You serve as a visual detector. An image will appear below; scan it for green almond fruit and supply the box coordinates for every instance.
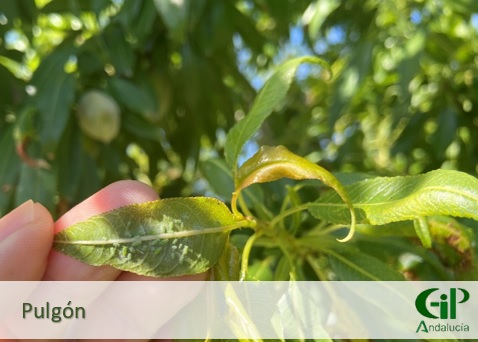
[77,90,120,143]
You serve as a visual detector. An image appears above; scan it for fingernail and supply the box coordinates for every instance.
[0,200,35,241]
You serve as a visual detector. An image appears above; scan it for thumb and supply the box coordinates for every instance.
[0,200,54,280]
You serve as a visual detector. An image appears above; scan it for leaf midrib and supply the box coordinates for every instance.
[315,186,478,209]
[55,221,248,246]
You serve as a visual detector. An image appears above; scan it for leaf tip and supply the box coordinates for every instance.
[336,228,354,242]
[336,207,356,243]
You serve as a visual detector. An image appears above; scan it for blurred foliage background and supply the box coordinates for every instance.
[1,0,478,222]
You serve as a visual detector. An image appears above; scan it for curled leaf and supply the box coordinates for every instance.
[234,145,356,241]
[309,169,478,228]
[53,197,238,277]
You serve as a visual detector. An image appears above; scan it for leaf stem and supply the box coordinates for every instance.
[270,203,310,228]
[240,232,260,280]
[238,193,253,218]
[54,220,253,246]
[305,254,327,281]
[231,191,244,220]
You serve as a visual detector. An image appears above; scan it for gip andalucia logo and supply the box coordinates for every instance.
[415,287,470,333]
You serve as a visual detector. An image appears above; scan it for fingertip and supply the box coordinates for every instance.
[55,180,159,233]
[0,202,54,280]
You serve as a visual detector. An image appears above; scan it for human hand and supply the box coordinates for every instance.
[1,181,206,341]
[0,180,207,281]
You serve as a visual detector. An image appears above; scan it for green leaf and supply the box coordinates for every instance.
[271,282,332,341]
[234,145,356,241]
[329,252,405,281]
[309,169,478,226]
[154,0,188,42]
[247,255,275,280]
[303,0,340,40]
[103,24,135,75]
[53,197,238,277]
[32,50,76,151]
[356,221,417,238]
[199,158,234,200]
[356,216,474,257]
[209,242,240,281]
[200,158,267,216]
[108,77,156,120]
[274,255,291,281]
[353,235,452,280]
[413,217,432,249]
[426,216,474,253]
[0,126,21,215]
[430,107,457,158]
[224,56,330,175]
[15,164,56,213]
[13,106,36,142]
[76,154,102,202]
[40,0,93,14]
[122,112,163,141]
[131,0,158,43]
[55,119,84,204]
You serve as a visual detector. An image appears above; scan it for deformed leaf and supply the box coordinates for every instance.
[235,145,356,241]
[53,197,236,277]
[309,169,478,226]
[426,216,473,253]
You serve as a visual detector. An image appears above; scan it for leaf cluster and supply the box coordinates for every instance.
[1,0,478,295]
[55,58,478,286]
[0,0,311,214]
[2,2,478,339]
